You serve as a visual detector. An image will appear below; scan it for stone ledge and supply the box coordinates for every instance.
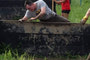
[0,20,90,56]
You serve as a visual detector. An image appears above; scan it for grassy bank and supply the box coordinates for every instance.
[56,0,90,23]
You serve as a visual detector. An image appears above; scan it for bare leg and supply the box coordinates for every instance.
[80,8,90,25]
[62,13,69,19]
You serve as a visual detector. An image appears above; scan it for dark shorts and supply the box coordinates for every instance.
[40,14,70,22]
[62,10,70,14]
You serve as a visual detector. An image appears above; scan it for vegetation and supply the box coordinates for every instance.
[0,50,35,60]
[56,0,90,23]
[0,50,88,60]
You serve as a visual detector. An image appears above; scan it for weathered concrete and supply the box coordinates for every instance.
[0,20,90,56]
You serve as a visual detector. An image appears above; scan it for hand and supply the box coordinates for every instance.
[30,17,36,20]
[18,19,25,22]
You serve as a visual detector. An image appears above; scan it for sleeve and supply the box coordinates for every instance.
[24,10,31,19]
[39,0,46,8]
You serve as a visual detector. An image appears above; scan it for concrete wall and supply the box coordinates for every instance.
[0,0,24,19]
[0,20,90,56]
[0,0,38,20]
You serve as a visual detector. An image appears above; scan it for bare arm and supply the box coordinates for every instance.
[22,16,28,21]
[18,16,28,22]
[54,0,66,4]
[30,7,46,20]
[85,8,90,18]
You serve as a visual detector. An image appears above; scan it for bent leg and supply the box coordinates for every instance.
[40,15,70,22]
[53,14,70,22]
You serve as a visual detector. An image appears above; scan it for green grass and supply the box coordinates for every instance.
[0,50,35,60]
[56,0,90,23]
[0,50,88,60]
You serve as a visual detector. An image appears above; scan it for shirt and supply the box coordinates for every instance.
[25,0,56,20]
[61,0,70,10]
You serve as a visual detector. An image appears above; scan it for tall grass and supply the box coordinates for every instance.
[56,0,90,23]
[0,50,87,60]
[0,50,34,60]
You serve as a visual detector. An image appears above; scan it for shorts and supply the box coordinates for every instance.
[40,14,69,22]
[62,10,70,14]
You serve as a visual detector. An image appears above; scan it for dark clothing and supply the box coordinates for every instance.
[70,0,71,4]
[32,0,37,2]
[40,14,70,22]
[62,10,70,14]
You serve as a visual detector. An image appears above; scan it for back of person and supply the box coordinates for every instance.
[61,0,70,10]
